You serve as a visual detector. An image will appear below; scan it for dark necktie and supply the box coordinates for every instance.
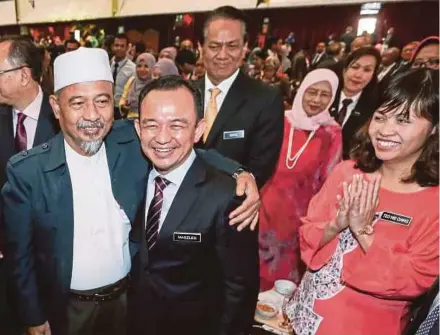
[337,98,353,126]
[15,112,27,152]
[113,61,119,82]
[416,305,439,335]
[145,176,171,250]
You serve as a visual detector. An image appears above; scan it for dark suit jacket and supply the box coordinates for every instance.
[1,119,242,334]
[317,57,339,69]
[0,93,59,191]
[128,156,259,335]
[330,87,379,159]
[1,121,148,334]
[194,71,284,188]
[310,52,329,70]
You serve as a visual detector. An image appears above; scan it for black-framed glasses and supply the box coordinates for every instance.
[0,65,30,76]
[411,58,440,69]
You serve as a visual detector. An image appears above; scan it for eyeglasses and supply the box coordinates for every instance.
[412,58,440,69]
[0,65,30,76]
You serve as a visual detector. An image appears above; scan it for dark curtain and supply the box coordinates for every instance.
[1,1,437,51]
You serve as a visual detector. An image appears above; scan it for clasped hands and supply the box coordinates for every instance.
[334,173,381,236]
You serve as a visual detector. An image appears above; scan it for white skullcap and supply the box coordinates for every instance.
[53,47,113,92]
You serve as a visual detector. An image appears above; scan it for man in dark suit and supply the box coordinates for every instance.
[309,42,328,70]
[194,6,284,189]
[317,42,343,69]
[129,75,259,335]
[2,48,260,335]
[0,36,59,334]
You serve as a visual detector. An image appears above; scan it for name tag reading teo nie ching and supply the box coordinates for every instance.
[380,211,413,226]
[173,232,201,243]
[223,130,245,140]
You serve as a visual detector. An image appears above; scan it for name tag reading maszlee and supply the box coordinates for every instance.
[380,211,413,226]
[173,232,201,242]
[223,130,245,140]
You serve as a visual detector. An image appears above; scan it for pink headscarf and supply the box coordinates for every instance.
[285,68,339,131]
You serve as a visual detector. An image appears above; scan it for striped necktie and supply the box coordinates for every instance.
[145,176,171,250]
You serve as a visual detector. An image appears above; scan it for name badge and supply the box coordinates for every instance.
[173,232,201,243]
[380,211,413,226]
[223,130,245,140]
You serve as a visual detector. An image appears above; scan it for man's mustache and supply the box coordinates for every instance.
[77,119,105,129]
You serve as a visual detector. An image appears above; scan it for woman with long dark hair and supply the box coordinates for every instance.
[329,46,381,159]
[287,69,439,335]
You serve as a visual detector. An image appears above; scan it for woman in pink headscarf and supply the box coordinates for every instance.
[259,69,342,290]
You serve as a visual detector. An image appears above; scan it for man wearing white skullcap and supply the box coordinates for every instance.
[1,47,261,335]
[1,47,147,335]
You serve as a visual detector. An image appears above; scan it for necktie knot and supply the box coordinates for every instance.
[342,98,353,108]
[17,112,27,125]
[209,88,222,101]
[154,176,171,192]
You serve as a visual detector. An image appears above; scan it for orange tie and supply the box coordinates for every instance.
[203,88,222,143]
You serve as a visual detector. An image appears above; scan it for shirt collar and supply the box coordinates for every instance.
[114,57,128,67]
[64,139,106,165]
[150,149,196,188]
[14,86,43,120]
[205,69,240,97]
[341,89,362,105]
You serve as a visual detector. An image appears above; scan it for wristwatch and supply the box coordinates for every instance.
[355,225,374,236]
[232,167,255,180]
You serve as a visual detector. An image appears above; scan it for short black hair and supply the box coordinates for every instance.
[64,38,80,49]
[351,69,439,187]
[138,75,203,121]
[175,49,197,66]
[0,36,42,82]
[114,33,129,44]
[203,6,248,43]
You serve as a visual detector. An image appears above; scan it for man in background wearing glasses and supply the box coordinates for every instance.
[0,36,59,334]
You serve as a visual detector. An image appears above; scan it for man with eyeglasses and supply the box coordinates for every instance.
[193,6,284,190]
[411,36,439,70]
[0,36,59,334]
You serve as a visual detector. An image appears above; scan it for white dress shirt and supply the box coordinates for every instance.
[378,62,397,82]
[145,150,196,231]
[13,86,43,149]
[65,141,131,290]
[339,90,362,128]
[204,69,240,116]
[111,57,136,107]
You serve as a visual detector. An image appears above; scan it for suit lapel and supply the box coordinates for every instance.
[0,105,15,163]
[34,94,56,146]
[157,157,207,241]
[204,72,248,147]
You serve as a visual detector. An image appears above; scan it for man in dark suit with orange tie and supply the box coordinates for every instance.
[194,6,284,189]
[129,75,259,335]
[0,36,58,333]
